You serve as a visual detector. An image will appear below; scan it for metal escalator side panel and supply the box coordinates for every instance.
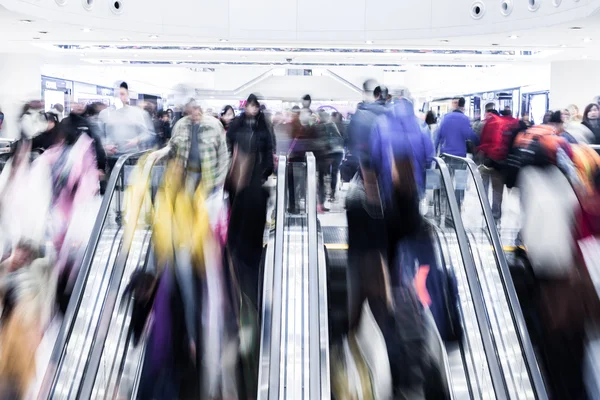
[433,157,509,400]
[316,231,331,400]
[41,151,148,400]
[258,155,287,400]
[442,154,547,400]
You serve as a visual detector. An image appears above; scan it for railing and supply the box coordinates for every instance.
[443,154,548,400]
[38,150,148,399]
[434,157,509,399]
[258,155,287,400]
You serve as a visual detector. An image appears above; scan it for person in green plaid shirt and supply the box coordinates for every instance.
[168,101,230,192]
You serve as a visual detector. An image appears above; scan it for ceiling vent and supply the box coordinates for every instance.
[82,0,94,10]
[110,0,123,14]
[528,0,541,11]
[471,1,486,19]
[500,0,513,15]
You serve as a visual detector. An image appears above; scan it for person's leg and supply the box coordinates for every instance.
[318,160,326,206]
[330,152,343,199]
[287,163,296,212]
[491,169,504,222]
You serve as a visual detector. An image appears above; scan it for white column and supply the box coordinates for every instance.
[0,54,43,139]
[550,61,600,112]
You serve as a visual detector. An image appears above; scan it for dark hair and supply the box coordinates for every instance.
[166,108,173,115]
[549,110,563,124]
[45,112,59,125]
[457,97,466,108]
[302,94,312,102]
[484,102,496,112]
[53,103,64,113]
[500,109,512,117]
[425,110,437,125]
[291,105,301,113]
[583,103,600,124]
[374,85,389,99]
[362,79,377,93]
[246,94,260,108]
[221,105,235,117]
[120,81,129,91]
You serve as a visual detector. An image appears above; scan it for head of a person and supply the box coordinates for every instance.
[44,112,59,131]
[291,105,301,121]
[425,110,437,125]
[374,85,389,101]
[542,110,553,124]
[187,100,202,123]
[9,239,41,272]
[119,81,129,105]
[53,103,64,114]
[584,103,600,122]
[485,102,498,118]
[245,94,260,117]
[331,111,342,123]
[302,94,312,109]
[457,97,466,110]
[220,105,235,125]
[362,79,378,102]
[167,108,173,118]
[158,111,169,121]
[568,104,580,118]
[549,110,564,131]
[318,110,331,123]
[521,112,530,122]
[451,97,460,110]
[70,100,86,116]
[560,108,571,123]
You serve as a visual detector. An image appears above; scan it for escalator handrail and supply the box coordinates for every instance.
[258,154,287,400]
[306,152,325,399]
[77,151,167,399]
[433,157,509,400]
[39,150,148,400]
[442,154,548,400]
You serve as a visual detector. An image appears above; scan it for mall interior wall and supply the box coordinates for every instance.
[550,61,600,112]
[0,55,42,139]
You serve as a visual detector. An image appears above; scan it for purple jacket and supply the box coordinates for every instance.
[371,99,434,203]
[434,110,478,157]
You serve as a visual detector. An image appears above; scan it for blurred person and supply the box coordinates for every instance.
[501,106,518,125]
[0,109,3,131]
[166,108,174,126]
[582,103,600,144]
[30,112,60,151]
[520,111,532,128]
[51,103,64,122]
[156,111,172,148]
[300,94,315,126]
[560,107,593,144]
[543,110,553,124]
[425,110,437,140]
[219,105,235,131]
[315,111,344,207]
[478,102,515,224]
[549,111,579,144]
[20,100,47,140]
[99,81,155,161]
[434,97,478,208]
[331,111,346,144]
[169,99,229,194]
[569,104,583,123]
[374,85,389,107]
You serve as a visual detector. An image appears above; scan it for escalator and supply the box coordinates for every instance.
[37,151,149,400]
[323,158,513,399]
[441,154,548,400]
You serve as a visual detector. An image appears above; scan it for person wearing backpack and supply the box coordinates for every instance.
[477,103,516,224]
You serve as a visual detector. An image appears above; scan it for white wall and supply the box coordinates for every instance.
[0,54,42,138]
[550,61,600,111]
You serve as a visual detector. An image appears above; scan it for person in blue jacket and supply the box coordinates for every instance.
[434,97,478,208]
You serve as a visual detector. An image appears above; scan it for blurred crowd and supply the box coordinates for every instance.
[0,76,599,399]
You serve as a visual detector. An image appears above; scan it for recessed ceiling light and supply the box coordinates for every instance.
[560,44,567,48]
[120,37,129,41]
[38,31,48,34]
[220,39,228,42]
[210,96,215,99]
[220,62,226,65]
[582,55,589,59]
[366,40,373,44]
[32,37,41,40]
[584,37,592,42]
[241,55,247,59]
[368,64,374,67]
[384,49,391,53]
[188,54,193,58]
[149,34,159,39]
[82,28,91,32]
[20,19,33,24]
[440,39,449,43]
[401,56,408,60]
[347,56,355,60]
[569,26,583,30]
[509,35,518,39]
[133,54,139,57]
[491,43,500,46]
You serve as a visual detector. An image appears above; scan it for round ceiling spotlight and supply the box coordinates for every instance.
[471,1,486,19]
[500,0,513,16]
[55,0,67,5]
[82,0,94,10]
[528,0,541,11]
[110,0,123,14]
[553,0,562,5]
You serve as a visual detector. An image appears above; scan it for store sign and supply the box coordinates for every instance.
[97,87,114,97]
[45,81,57,90]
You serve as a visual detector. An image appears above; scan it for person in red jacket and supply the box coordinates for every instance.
[478,104,517,224]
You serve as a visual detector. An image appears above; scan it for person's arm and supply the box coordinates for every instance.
[214,124,230,189]
[87,128,107,172]
[433,122,444,155]
[423,130,435,167]
[464,118,479,146]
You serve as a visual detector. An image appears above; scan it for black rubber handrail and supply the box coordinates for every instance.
[77,152,163,399]
[442,154,548,400]
[434,157,509,400]
[39,150,148,399]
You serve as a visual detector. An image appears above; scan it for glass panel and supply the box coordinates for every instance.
[443,157,535,400]
[425,164,495,399]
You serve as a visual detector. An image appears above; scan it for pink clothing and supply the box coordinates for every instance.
[37,134,99,251]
